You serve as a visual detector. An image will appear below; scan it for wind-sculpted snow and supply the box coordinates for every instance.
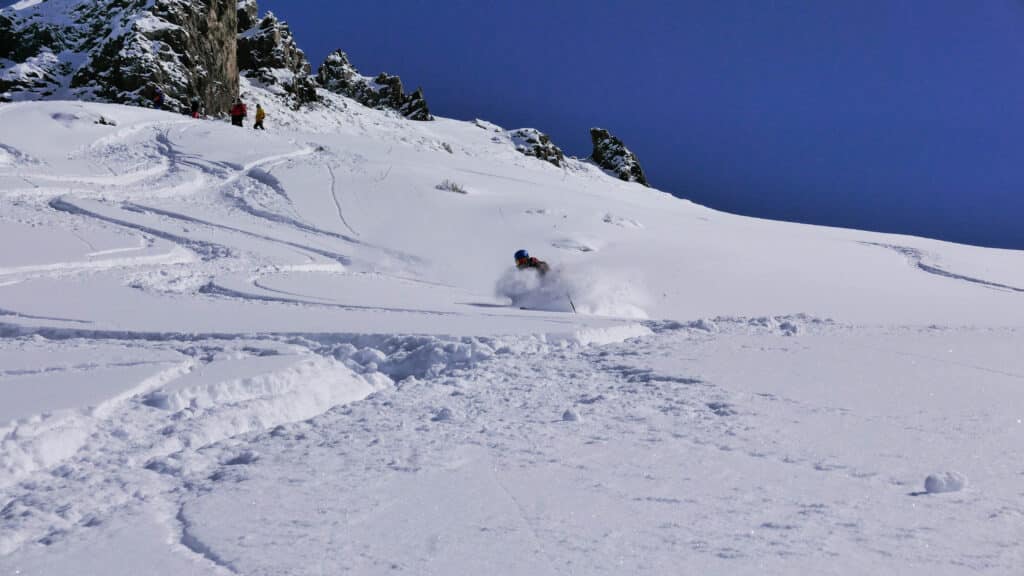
[2,97,1024,574]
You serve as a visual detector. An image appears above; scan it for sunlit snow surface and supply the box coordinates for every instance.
[1,92,1023,575]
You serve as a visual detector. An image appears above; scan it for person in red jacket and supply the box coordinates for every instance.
[230,99,247,127]
[514,249,549,275]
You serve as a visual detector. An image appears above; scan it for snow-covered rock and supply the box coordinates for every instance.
[236,9,317,105]
[509,127,565,167]
[590,127,649,186]
[317,49,433,121]
[236,0,258,31]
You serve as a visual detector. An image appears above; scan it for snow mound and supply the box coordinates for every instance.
[495,266,648,318]
[924,471,967,494]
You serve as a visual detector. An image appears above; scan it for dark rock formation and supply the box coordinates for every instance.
[1,0,239,114]
[236,0,259,32]
[317,50,433,121]
[590,127,648,186]
[236,9,317,104]
[509,128,565,167]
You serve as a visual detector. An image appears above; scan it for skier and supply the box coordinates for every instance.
[152,87,164,110]
[253,104,266,130]
[230,99,247,127]
[514,249,549,275]
[190,97,201,118]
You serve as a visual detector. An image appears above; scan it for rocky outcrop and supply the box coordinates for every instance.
[317,50,433,121]
[590,128,648,186]
[236,9,317,104]
[1,0,239,114]
[508,128,565,167]
[236,0,259,32]
[2,1,442,120]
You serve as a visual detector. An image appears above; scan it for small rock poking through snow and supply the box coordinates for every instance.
[562,409,581,422]
[924,472,966,494]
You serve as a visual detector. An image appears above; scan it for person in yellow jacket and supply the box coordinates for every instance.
[254,104,266,130]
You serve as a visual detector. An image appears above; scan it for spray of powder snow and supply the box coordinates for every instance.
[495,265,648,318]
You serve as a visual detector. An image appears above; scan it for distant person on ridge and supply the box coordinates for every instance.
[230,99,247,127]
[514,249,549,275]
[254,104,266,130]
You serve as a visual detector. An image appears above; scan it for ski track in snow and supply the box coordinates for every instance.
[325,163,360,238]
[5,118,429,323]
[864,242,1024,294]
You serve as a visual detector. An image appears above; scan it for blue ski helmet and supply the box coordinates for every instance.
[514,249,529,262]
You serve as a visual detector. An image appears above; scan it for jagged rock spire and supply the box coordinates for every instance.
[590,128,648,186]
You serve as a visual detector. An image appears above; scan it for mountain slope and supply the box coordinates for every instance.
[1,90,1023,574]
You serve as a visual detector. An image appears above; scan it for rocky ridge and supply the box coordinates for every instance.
[0,0,429,118]
[1,1,651,183]
[317,49,432,121]
[236,7,317,105]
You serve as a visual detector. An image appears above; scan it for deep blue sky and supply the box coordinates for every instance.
[9,0,1023,248]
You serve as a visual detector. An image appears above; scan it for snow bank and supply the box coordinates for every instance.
[143,356,389,450]
[495,266,648,318]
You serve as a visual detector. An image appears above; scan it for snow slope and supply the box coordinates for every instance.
[1,89,1023,574]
